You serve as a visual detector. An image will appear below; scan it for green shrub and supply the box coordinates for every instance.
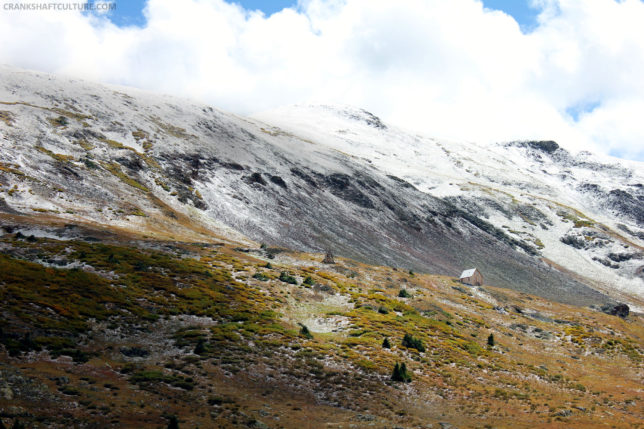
[50,348,91,363]
[129,371,195,391]
[10,420,26,429]
[207,397,223,406]
[253,272,269,281]
[299,323,313,339]
[279,271,297,285]
[49,115,69,127]
[83,158,98,169]
[59,386,81,396]
[303,276,314,286]
[402,333,425,352]
[398,289,412,298]
[0,331,41,357]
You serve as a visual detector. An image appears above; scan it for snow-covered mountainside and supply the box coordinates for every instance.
[255,105,644,305]
[1,66,642,309]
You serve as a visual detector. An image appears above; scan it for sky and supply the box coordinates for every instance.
[0,0,643,161]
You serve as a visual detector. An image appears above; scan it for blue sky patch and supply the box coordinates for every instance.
[107,0,146,26]
[481,0,541,32]
[233,0,296,15]
[107,1,541,31]
[108,0,297,27]
[566,101,601,122]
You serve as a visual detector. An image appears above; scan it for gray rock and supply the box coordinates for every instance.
[601,303,629,318]
[356,414,376,421]
[250,420,270,429]
[1,385,13,400]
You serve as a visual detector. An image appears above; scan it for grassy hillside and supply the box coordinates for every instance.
[0,216,642,428]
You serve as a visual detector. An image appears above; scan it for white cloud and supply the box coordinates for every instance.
[0,0,643,160]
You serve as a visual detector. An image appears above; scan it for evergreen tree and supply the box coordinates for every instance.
[401,363,410,382]
[391,362,400,380]
[382,337,391,349]
[391,362,411,382]
[402,333,425,352]
[299,323,313,339]
[398,289,412,298]
[487,333,495,347]
[167,415,179,429]
[194,338,207,355]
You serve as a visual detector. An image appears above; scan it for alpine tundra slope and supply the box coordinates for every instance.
[0,65,642,310]
[0,65,643,429]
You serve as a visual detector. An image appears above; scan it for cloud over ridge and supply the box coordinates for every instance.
[1,0,643,160]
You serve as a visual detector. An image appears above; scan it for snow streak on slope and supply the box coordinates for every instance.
[254,105,644,305]
[0,66,641,310]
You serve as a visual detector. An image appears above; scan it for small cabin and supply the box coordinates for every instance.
[459,268,483,286]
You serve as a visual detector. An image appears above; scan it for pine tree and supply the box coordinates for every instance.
[402,333,425,352]
[398,289,412,298]
[299,323,313,339]
[194,338,207,355]
[391,362,401,381]
[382,337,391,349]
[400,363,410,382]
[167,415,179,429]
[391,362,411,382]
[487,333,495,347]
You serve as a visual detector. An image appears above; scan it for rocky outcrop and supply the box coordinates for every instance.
[601,303,630,318]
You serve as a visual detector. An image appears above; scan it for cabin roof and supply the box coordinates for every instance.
[459,268,477,279]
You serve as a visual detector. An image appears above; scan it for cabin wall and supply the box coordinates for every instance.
[461,271,484,286]
[473,271,483,286]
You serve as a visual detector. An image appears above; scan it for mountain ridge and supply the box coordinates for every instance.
[0,66,642,311]
[0,66,643,429]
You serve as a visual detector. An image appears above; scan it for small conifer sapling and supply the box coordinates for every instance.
[487,333,495,347]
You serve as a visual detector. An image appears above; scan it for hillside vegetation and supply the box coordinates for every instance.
[0,215,642,428]
[0,66,642,428]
